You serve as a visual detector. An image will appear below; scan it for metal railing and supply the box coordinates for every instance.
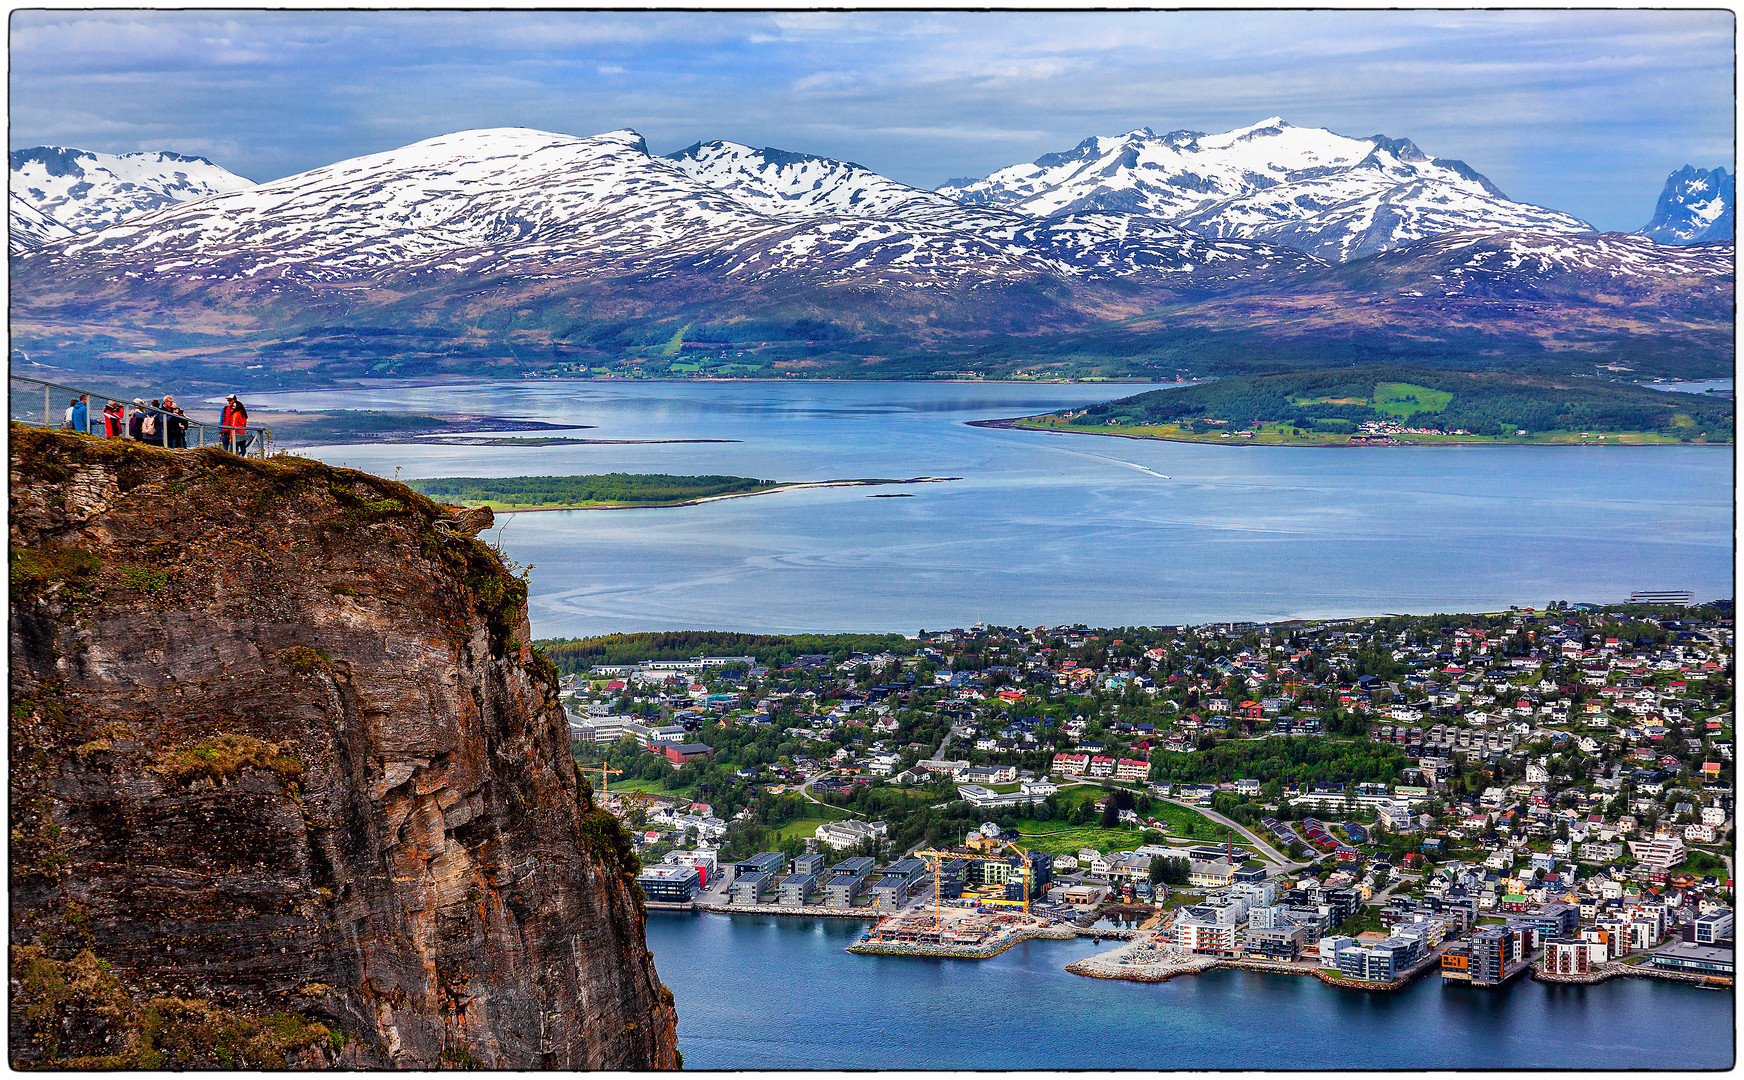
[9,373,273,456]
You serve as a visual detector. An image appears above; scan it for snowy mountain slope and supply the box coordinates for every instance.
[10,146,256,233]
[665,140,969,222]
[11,125,1729,384]
[20,127,1322,295]
[939,118,1593,260]
[9,192,73,255]
[1639,166,1733,245]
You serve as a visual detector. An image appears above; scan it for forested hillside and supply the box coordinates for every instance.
[1045,366,1733,442]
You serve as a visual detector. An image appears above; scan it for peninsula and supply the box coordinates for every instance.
[982,366,1734,446]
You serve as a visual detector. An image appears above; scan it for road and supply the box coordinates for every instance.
[1155,796,1301,869]
[796,769,835,805]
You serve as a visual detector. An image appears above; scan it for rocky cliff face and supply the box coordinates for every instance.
[8,427,679,1069]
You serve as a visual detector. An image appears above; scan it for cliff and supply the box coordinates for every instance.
[8,426,680,1069]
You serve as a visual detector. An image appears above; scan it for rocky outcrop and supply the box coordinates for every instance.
[8,427,679,1069]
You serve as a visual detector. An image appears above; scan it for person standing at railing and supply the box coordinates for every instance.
[102,400,125,437]
[129,399,148,441]
[144,399,166,445]
[221,394,250,454]
[66,395,88,434]
[162,395,189,448]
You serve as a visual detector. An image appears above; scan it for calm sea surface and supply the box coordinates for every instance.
[647,912,1732,1070]
[253,379,1734,1065]
[255,380,1735,637]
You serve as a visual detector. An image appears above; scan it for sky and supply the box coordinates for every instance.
[8,9,1735,231]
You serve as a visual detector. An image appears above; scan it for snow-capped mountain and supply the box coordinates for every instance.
[665,140,968,222]
[9,191,73,255]
[22,127,1320,293]
[10,146,256,233]
[11,125,1728,385]
[939,118,1594,261]
[1639,166,1733,245]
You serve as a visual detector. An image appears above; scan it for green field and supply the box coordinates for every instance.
[1010,824,1146,856]
[1150,802,1253,847]
[605,776,695,799]
[770,806,854,843]
[1372,381,1453,419]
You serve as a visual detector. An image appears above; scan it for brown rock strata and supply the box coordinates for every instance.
[9,426,679,1069]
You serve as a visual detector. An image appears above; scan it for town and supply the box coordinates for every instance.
[550,598,1733,990]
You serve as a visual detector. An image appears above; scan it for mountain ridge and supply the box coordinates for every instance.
[937,117,1594,261]
[10,145,255,234]
[8,125,1733,386]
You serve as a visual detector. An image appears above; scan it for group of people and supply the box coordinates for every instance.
[62,392,251,453]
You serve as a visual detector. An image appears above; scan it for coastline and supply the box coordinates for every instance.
[966,416,1732,448]
[445,476,961,512]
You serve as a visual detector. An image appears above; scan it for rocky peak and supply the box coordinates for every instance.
[1640,165,1734,245]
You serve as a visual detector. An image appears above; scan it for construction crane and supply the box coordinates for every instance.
[911,848,960,929]
[999,839,1035,916]
[576,761,623,799]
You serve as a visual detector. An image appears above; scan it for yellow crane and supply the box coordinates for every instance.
[911,848,961,929]
[576,761,623,799]
[999,839,1035,916]
[914,840,1037,920]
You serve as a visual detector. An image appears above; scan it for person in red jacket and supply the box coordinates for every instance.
[220,394,249,454]
[102,399,125,437]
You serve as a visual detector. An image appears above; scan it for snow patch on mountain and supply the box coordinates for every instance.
[938,118,1593,261]
[24,126,1324,294]
[664,140,963,221]
[9,192,74,255]
[1639,166,1733,245]
[10,146,256,233]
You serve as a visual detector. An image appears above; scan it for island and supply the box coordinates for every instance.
[407,473,958,510]
[976,366,1734,446]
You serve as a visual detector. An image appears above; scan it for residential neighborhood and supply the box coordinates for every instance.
[551,600,1733,990]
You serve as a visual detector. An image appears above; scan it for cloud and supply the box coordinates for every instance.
[7,9,1732,230]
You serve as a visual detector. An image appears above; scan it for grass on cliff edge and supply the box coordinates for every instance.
[11,946,336,1069]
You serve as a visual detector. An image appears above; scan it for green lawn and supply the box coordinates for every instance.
[1151,803,1254,848]
[608,777,695,799]
[1009,823,1146,856]
[770,808,853,844]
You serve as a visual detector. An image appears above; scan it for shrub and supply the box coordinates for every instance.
[150,734,304,789]
[117,565,168,591]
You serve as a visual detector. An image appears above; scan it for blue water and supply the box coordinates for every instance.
[253,380,1735,636]
[1644,378,1735,395]
[647,912,1733,1069]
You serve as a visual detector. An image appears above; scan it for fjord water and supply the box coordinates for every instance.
[268,380,1734,636]
[648,913,1732,1069]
